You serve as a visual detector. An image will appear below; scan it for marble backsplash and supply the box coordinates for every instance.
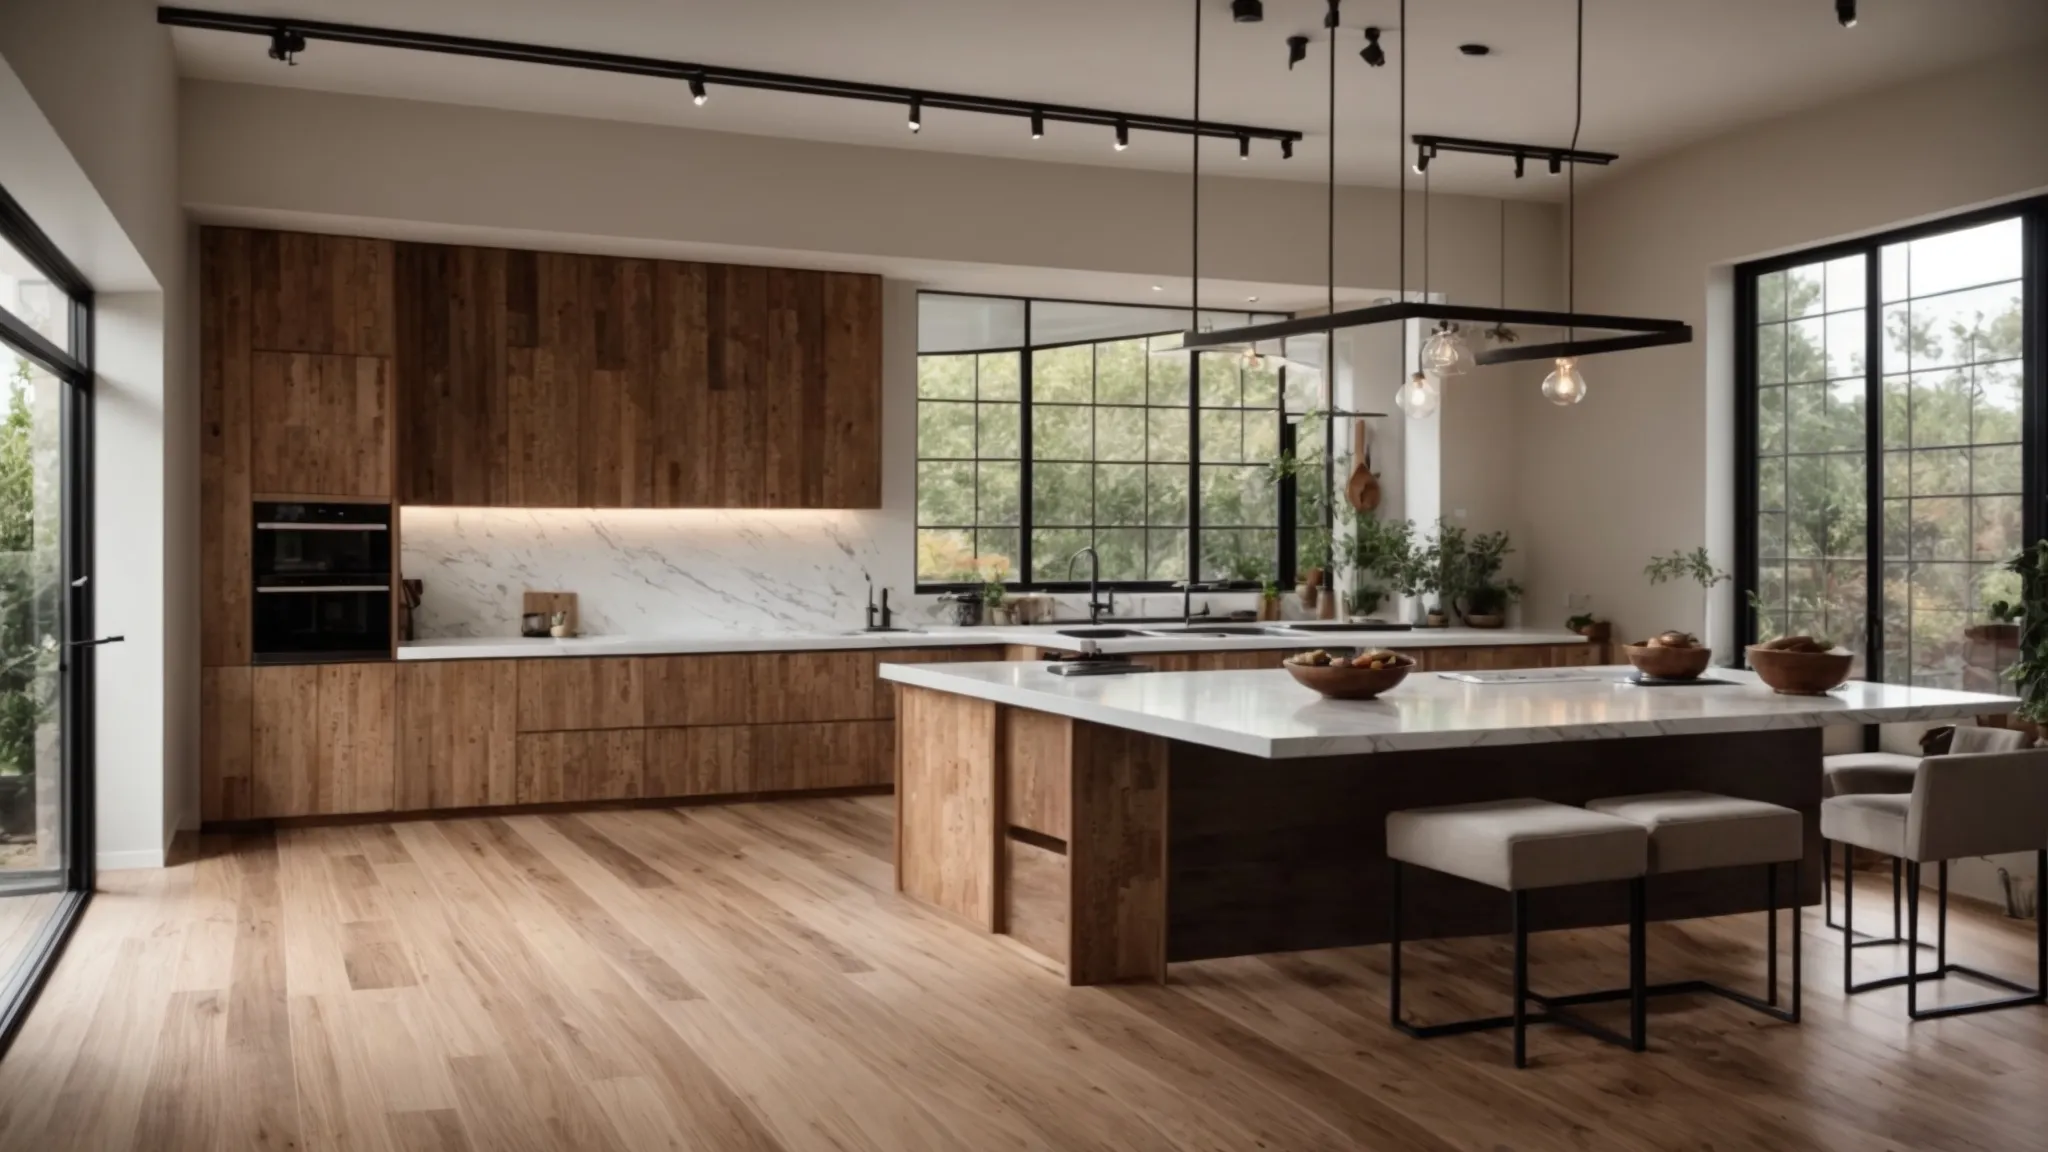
[399,507,911,637]
[398,506,1262,638]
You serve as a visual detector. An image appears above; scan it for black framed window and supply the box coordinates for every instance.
[1738,197,2044,689]
[915,293,1293,591]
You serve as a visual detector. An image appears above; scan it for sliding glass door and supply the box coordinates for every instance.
[0,186,93,1053]
[1739,200,2043,689]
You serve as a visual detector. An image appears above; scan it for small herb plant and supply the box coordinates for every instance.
[1648,546,1730,643]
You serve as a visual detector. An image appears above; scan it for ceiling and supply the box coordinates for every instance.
[171,0,2048,199]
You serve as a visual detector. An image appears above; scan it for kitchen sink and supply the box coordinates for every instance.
[1056,627,1149,639]
[1279,621,1415,632]
[1137,625,1285,637]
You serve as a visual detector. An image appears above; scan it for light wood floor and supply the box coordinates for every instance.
[2,796,2045,1151]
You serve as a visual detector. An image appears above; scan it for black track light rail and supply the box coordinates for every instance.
[156,6,1307,150]
[1181,300,1691,366]
[1412,134,1618,170]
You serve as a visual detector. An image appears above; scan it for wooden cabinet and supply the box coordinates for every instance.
[516,730,646,804]
[515,657,644,731]
[396,660,519,810]
[644,720,892,798]
[396,243,882,509]
[250,352,393,497]
[201,229,255,667]
[249,230,394,358]
[248,663,396,817]
[200,666,254,822]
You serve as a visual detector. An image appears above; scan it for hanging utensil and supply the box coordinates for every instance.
[1345,419,1381,512]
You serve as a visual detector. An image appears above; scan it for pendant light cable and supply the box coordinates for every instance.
[1498,199,1508,307]
[1397,0,1406,373]
[1326,0,1336,335]
[1566,0,1583,341]
[1191,0,1200,330]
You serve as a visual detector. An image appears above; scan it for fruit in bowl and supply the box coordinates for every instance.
[1624,631,1714,680]
[1746,635,1853,695]
[1284,648,1414,699]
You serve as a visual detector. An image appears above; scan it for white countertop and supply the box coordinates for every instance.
[876,661,2019,759]
[396,624,1589,661]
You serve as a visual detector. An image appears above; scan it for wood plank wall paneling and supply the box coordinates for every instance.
[394,240,882,509]
[200,229,254,666]
[249,352,393,498]
[1066,720,1169,985]
[894,686,1000,929]
[395,660,520,810]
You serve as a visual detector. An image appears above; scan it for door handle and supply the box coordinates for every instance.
[68,636,125,648]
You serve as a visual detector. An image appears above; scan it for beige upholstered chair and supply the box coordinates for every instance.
[1386,799,1649,1068]
[1822,747,2048,1019]
[1582,791,1804,1024]
[1823,724,2028,941]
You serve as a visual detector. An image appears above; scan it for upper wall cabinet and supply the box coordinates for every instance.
[395,243,882,509]
[249,231,395,359]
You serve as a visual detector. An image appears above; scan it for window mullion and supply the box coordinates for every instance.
[1864,244,1885,681]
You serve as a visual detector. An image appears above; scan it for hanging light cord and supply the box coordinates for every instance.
[1326,0,1336,332]
[1422,165,1430,303]
[1191,0,1200,329]
[1498,199,1507,307]
[1397,0,1406,373]
[1566,0,1583,341]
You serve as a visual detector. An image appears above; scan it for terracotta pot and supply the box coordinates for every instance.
[1745,645,1852,695]
[1284,656,1413,700]
[1624,641,1714,680]
[1297,583,1319,610]
[1424,612,1449,628]
[1464,614,1504,629]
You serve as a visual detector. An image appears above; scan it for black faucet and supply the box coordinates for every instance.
[864,579,895,631]
[1175,581,1218,625]
[1067,547,1113,624]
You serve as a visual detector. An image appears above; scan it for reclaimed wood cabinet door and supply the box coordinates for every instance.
[249,231,394,358]
[643,720,891,798]
[514,657,644,731]
[250,352,393,497]
[200,666,254,822]
[396,660,519,810]
[250,663,396,817]
[516,730,646,804]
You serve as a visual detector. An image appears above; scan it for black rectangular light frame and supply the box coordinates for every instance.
[1181,301,1692,366]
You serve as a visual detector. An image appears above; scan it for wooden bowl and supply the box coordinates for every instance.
[1624,642,1714,680]
[1284,656,1413,700]
[1746,645,1853,695]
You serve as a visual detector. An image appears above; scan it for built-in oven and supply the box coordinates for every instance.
[251,501,393,663]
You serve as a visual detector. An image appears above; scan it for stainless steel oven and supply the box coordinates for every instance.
[251,502,393,663]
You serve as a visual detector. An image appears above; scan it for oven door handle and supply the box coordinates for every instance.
[255,522,388,531]
[255,585,392,594]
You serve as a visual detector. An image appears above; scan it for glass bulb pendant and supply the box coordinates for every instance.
[1394,371,1441,419]
[1420,322,1472,376]
[1541,357,1588,406]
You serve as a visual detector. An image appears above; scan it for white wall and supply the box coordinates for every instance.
[0,0,188,869]
[1516,44,2048,903]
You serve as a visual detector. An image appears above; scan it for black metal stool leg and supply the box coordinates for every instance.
[1629,876,1647,1050]
[1791,857,1803,1022]
[1766,862,1779,1007]
[1907,861,1920,1017]
[1512,890,1528,1069]
[1388,861,1402,1028]
[1937,860,1948,972]
[1842,844,1853,993]
[1892,858,1903,940]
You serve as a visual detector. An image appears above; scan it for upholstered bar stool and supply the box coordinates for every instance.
[1823,725,2026,945]
[1573,792,1804,1024]
[1386,799,1649,1068]
[1823,747,2048,1019]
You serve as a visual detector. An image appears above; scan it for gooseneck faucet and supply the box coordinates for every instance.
[864,578,894,632]
[1067,547,1113,624]
[1175,581,1217,625]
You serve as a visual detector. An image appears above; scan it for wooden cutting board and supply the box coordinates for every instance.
[1345,420,1381,512]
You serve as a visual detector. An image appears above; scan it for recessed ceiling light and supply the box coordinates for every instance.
[1246,295,1260,303]
[1151,285,1163,292]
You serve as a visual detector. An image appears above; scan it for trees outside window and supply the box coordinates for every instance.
[1742,208,2038,689]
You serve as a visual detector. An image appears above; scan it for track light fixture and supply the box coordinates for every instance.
[1030,109,1044,138]
[1412,144,1432,175]
[907,94,921,133]
[689,75,707,105]
[1286,35,1309,70]
[1513,153,1525,178]
[1114,119,1130,151]
[1238,134,1250,159]
[1281,137,1293,159]
[1836,0,1857,28]
[1548,153,1562,176]
[1360,26,1385,67]
[1324,0,1342,30]
[1231,0,1264,22]
[267,26,306,65]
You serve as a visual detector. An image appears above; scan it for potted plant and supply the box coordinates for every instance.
[1339,511,1414,621]
[1458,529,1521,628]
[978,557,1012,624]
[1645,546,1730,652]
[1296,528,1331,610]
[1411,518,1469,627]
[1258,576,1283,621]
[1566,612,1611,642]
[1998,541,2048,743]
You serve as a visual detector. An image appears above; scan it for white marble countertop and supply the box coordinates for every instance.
[396,624,1589,661]
[876,661,2020,759]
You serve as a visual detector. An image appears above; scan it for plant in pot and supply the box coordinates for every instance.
[1645,546,1730,657]
[1565,610,1610,642]
[1999,541,2048,742]
[1295,528,1331,610]
[1258,575,1284,621]
[1411,518,1470,627]
[1274,446,1333,609]
[1339,511,1414,621]
[1457,529,1521,628]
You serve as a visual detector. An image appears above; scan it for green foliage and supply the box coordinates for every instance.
[0,356,54,781]
[1458,529,1523,616]
[1565,612,1603,632]
[1645,546,1730,591]
[2000,541,2048,725]
[1339,511,1416,596]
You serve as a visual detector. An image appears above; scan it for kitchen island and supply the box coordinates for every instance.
[879,660,2018,985]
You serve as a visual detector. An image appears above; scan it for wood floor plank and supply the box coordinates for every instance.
[11,799,2048,1152]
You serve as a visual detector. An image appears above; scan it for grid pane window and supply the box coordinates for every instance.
[916,351,1022,583]
[1745,212,2032,690]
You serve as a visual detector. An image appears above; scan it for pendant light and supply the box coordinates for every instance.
[1545,0,1590,407]
[1390,0,1441,420]
[1395,371,1441,418]
[1483,199,1519,346]
[1416,166,1473,376]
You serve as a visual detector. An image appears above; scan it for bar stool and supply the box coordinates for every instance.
[1823,747,2048,1019]
[1574,791,1804,1024]
[1823,725,2026,946]
[1386,798,1648,1068]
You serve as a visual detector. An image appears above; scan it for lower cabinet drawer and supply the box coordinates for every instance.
[645,720,892,798]
[516,730,646,804]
